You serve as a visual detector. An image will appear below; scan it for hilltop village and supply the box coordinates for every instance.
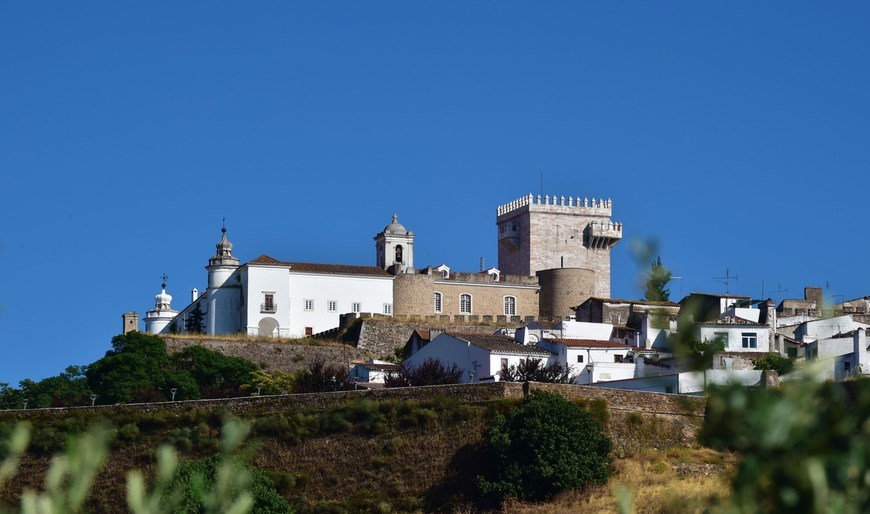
[128,193,870,393]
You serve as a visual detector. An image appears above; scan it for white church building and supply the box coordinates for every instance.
[141,217,412,338]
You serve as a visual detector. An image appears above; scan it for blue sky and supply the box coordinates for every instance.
[2,2,868,385]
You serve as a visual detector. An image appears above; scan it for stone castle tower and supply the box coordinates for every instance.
[496,194,622,300]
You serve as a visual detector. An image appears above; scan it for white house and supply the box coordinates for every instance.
[804,328,870,381]
[592,369,766,395]
[403,332,554,383]
[697,316,770,353]
[349,360,403,385]
[536,338,634,384]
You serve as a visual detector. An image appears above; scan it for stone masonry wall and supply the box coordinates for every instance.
[163,337,368,372]
[4,382,705,451]
[355,319,520,359]
[393,273,539,319]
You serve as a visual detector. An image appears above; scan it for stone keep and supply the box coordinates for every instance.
[496,194,622,298]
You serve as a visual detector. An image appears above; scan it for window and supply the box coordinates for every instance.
[504,296,516,316]
[577,355,584,363]
[442,269,449,278]
[460,294,472,314]
[500,358,508,370]
[433,292,442,313]
[713,332,728,347]
[261,293,276,313]
[395,245,403,263]
[304,299,314,311]
[614,355,624,363]
[741,332,758,349]
[305,327,313,336]
[328,300,337,312]
[665,386,674,394]
[352,302,361,313]
[787,347,797,358]
[845,361,852,373]
[383,303,392,315]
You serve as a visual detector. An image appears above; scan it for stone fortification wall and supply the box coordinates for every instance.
[163,337,368,372]
[537,267,596,318]
[4,381,705,451]
[354,319,519,358]
[527,382,706,450]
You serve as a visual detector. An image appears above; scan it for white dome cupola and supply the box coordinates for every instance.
[144,274,179,334]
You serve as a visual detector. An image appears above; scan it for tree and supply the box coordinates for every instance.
[384,358,463,387]
[476,391,612,502]
[170,346,256,398]
[644,256,672,302]
[86,332,257,403]
[499,359,572,383]
[184,303,205,334]
[752,353,794,376]
[293,358,349,393]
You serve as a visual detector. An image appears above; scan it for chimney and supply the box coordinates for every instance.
[191,288,199,302]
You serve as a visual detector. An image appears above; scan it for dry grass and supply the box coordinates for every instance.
[161,333,346,347]
[500,447,737,514]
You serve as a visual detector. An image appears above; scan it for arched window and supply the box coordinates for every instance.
[395,245,403,263]
[434,292,442,313]
[460,294,472,314]
[504,296,516,316]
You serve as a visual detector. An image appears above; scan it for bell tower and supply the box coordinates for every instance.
[374,214,415,274]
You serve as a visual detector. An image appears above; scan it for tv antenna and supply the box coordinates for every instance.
[761,281,788,300]
[714,268,738,294]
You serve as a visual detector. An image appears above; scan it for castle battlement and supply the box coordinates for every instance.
[496,193,613,218]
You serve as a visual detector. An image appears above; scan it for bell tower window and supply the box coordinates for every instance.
[395,245,403,263]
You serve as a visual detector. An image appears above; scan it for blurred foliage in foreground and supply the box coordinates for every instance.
[0,419,291,514]
[702,372,870,514]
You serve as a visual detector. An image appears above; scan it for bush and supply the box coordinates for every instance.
[384,358,463,387]
[476,391,612,502]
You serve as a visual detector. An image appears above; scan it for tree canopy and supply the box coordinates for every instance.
[476,391,612,502]
[644,256,672,302]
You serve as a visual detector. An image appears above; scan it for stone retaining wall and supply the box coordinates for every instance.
[163,337,368,372]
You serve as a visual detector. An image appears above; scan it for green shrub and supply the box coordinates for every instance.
[476,391,612,502]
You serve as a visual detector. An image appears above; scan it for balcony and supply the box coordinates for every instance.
[261,303,277,314]
[585,221,623,249]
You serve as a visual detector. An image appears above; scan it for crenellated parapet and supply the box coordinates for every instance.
[586,220,623,249]
[496,193,613,217]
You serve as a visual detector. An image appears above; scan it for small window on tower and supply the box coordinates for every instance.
[395,245,403,263]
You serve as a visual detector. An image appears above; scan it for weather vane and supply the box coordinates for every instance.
[161,273,168,289]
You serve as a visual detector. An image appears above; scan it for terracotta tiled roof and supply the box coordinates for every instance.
[581,297,680,307]
[245,255,391,277]
[287,262,392,277]
[446,332,553,357]
[548,338,631,349]
[412,328,431,341]
[247,254,288,266]
[698,315,766,326]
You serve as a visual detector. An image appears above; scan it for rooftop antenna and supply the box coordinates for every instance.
[762,281,788,300]
[669,276,684,297]
[714,268,738,294]
[540,167,544,198]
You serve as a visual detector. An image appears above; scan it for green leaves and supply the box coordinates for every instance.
[476,391,612,502]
